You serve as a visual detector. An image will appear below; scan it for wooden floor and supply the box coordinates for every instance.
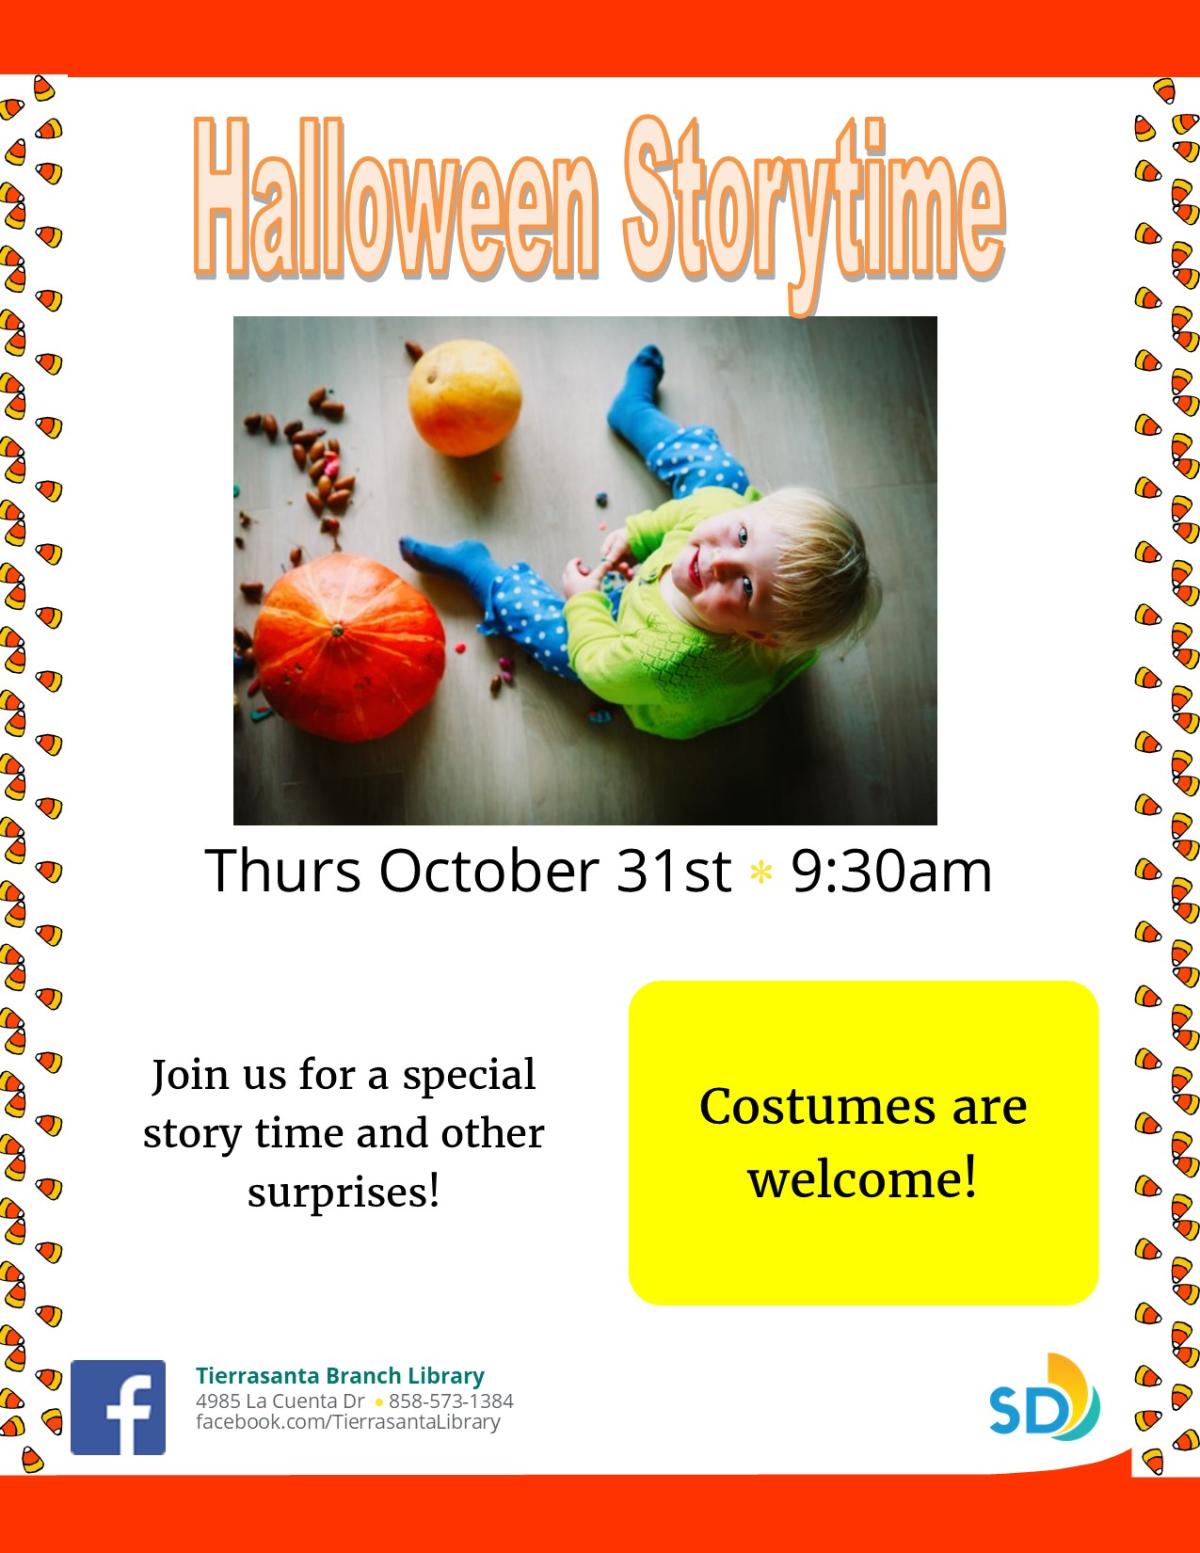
[233,316,936,825]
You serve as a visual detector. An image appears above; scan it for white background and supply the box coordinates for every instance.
[39,76,1158,1475]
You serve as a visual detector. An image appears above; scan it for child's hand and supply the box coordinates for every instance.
[601,527,633,566]
[562,557,606,597]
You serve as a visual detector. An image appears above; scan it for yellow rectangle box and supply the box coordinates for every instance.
[629,982,1098,1305]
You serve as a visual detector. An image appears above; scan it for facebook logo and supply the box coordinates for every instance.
[70,1361,166,1455]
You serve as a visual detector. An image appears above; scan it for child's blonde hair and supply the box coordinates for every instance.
[757,486,880,654]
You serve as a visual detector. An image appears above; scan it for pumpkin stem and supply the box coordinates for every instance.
[331,623,345,637]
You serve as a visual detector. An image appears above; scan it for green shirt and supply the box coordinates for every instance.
[564,486,816,740]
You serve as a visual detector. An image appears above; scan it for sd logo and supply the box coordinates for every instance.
[990,1353,1100,1441]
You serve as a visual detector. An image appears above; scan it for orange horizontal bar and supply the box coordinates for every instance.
[4,1455,1195,1550]
[4,5,1199,74]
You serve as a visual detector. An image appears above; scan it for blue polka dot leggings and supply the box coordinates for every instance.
[609,393,752,502]
[479,405,749,683]
[480,566,626,682]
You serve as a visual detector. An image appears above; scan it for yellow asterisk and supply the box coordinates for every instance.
[750,859,773,884]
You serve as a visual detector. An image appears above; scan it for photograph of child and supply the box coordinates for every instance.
[401,344,879,741]
[233,317,935,825]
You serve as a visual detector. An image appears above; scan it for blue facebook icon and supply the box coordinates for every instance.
[71,1361,166,1455]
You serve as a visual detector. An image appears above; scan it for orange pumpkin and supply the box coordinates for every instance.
[252,553,445,743]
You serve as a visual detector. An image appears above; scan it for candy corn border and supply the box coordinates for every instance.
[1132,73,1200,1477]
[0,54,1188,1516]
[0,62,1194,1504]
[0,72,66,1475]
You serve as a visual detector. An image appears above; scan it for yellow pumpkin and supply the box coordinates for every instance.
[407,339,521,457]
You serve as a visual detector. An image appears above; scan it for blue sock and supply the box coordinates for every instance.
[607,345,681,459]
[399,537,503,612]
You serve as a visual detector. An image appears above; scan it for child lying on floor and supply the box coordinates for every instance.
[401,345,879,740]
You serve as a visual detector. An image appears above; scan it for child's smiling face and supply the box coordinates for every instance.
[668,507,786,640]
